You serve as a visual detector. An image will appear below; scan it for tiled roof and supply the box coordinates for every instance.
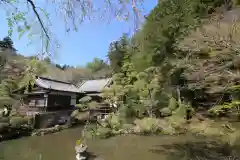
[78,78,112,92]
[36,77,82,93]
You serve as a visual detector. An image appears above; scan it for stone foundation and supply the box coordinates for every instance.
[34,110,74,128]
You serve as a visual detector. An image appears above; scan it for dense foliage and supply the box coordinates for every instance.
[0,37,16,52]
[101,0,240,120]
[108,34,129,73]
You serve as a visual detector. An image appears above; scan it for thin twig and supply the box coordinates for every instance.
[26,0,50,41]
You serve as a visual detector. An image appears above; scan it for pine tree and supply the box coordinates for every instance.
[108,33,129,73]
[0,36,16,51]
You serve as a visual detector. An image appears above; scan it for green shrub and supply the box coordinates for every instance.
[160,107,172,117]
[74,111,89,121]
[76,96,93,111]
[23,116,34,127]
[172,103,187,117]
[168,97,177,111]
[71,110,80,118]
[167,116,187,134]
[134,118,162,134]
[118,104,137,121]
[75,104,89,111]
[122,124,134,133]
[79,96,92,104]
[172,103,194,119]
[188,120,240,147]
[0,117,10,123]
[0,123,9,132]
[9,116,28,128]
[88,101,99,109]
[207,104,230,117]
[95,127,113,139]
[106,113,122,130]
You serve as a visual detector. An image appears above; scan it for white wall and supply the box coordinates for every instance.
[71,94,77,105]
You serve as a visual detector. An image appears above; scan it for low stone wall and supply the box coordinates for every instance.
[34,110,74,128]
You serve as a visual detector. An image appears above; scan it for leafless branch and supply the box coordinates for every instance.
[26,0,50,41]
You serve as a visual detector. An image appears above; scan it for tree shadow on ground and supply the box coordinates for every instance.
[149,140,240,160]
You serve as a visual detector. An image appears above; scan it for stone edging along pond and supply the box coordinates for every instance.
[31,124,71,136]
[0,124,73,142]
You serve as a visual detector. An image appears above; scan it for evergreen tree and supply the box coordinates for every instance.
[0,74,21,108]
[134,67,163,117]
[86,58,109,73]
[108,34,129,73]
[0,36,16,51]
[0,54,6,74]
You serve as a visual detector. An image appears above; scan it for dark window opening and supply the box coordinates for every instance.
[47,94,72,111]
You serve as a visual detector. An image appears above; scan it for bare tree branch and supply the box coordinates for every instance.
[26,0,50,41]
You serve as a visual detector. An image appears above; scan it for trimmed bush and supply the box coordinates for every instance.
[71,110,80,118]
[134,118,162,134]
[95,127,113,139]
[168,97,177,111]
[75,111,90,122]
[172,103,195,119]
[79,96,92,104]
[106,113,122,130]
[160,107,172,117]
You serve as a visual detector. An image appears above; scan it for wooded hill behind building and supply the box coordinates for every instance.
[1,0,240,123]
[0,36,112,109]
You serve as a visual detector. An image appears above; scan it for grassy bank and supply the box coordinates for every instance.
[82,112,240,159]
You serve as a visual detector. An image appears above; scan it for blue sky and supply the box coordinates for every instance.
[0,1,157,67]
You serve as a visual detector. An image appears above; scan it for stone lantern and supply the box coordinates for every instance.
[75,143,88,160]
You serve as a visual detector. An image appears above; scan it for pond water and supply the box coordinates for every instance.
[1,126,240,160]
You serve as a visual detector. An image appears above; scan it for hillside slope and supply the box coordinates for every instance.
[179,7,240,50]
[174,7,240,109]
[0,49,109,83]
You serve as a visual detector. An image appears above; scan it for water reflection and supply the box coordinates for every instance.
[150,140,240,160]
[1,127,240,160]
[1,128,81,160]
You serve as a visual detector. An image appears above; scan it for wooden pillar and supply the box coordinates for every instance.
[44,94,48,112]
